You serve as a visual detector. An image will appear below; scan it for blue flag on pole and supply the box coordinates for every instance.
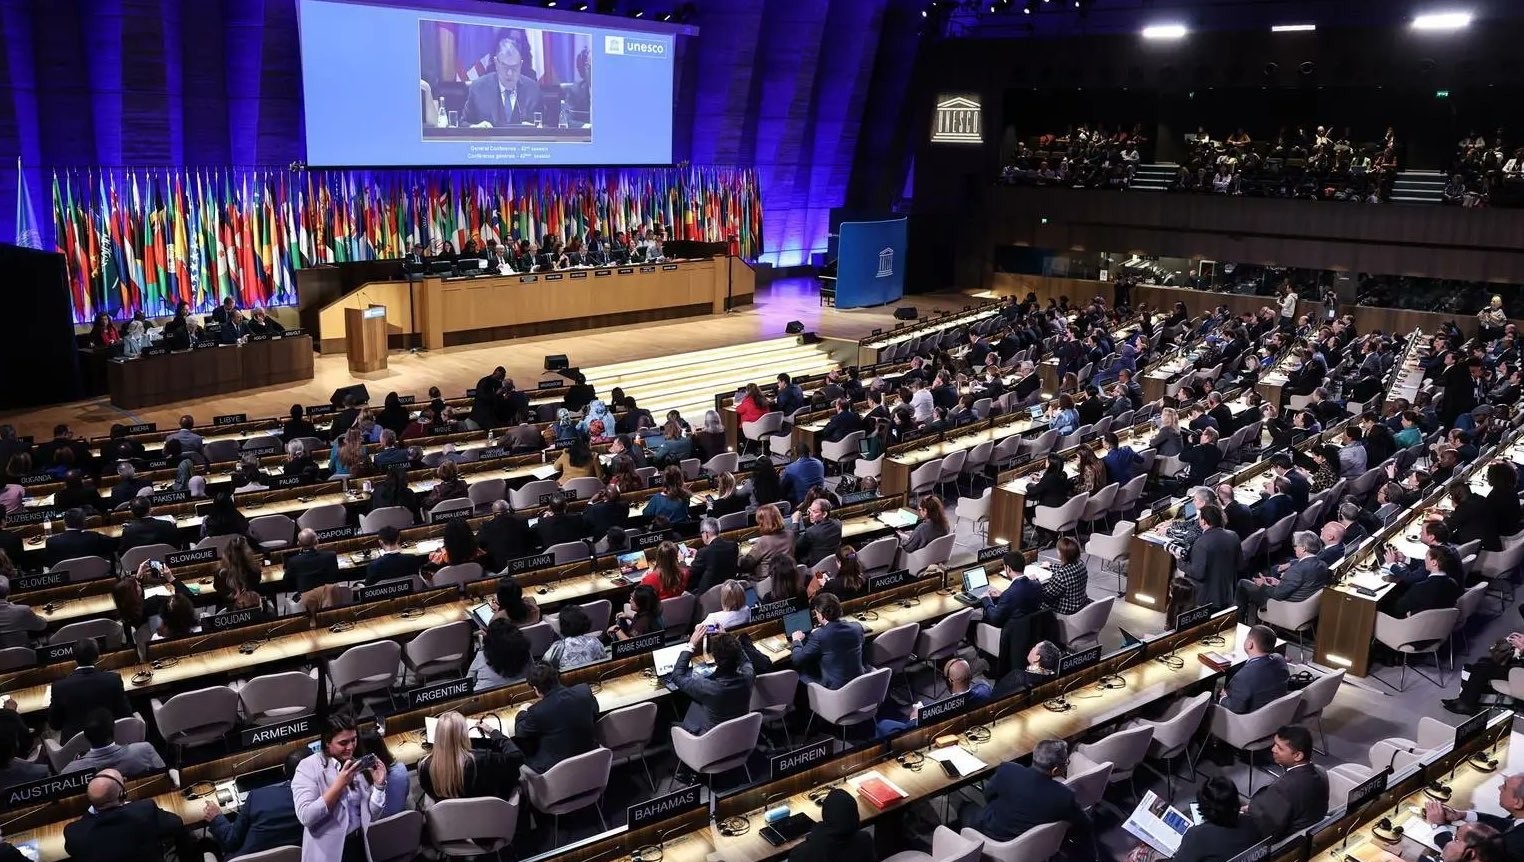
[15,158,41,249]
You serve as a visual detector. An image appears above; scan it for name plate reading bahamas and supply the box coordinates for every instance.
[357,579,415,603]
[627,784,702,830]
[3,769,94,810]
[240,715,315,748]
[770,738,832,781]
[408,677,474,709]
[612,630,664,659]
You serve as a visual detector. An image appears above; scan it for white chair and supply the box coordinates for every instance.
[908,459,945,499]
[1074,724,1154,798]
[48,555,112,582]
[1374,608,1460,691]
[518,747,613,846]
[1292,669,1345,755]
[956,488,992,543]
[821,431,864,470]
[1130,691,1212,799]
[903,533,957,575]
[854,454,884,481]
[960,822,1061,862]
[1084,521,1134,594]
[595,703,659,791]
[1368,717,1453,773]
[855,535,900,577]
[1206,689,1303,794]
[296,503,348,532]
[403,621,472,683]
[885,826,982,862]
[740,412,785,457]
[509,479,560,511]
[1260,590,1323,658]
[750,669,799,749]
[560,476,605,501]
[1032,493,1088,546]
[425,795,517,858]
[359,506,415,534]
[1062,758,1114,812]
[670,712,763,788]
[432,563,485,590]
[467,478,507,510]
[1057,596,1113,650]
[151,685,240,761]
[1079,483,1118,533]
[804,667,892,743]
[248,515,296,550]
[912,608,976,696]
[237,671,319,725]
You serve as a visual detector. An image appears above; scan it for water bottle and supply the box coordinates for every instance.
[558,102,570,130]
[437,104,448,129]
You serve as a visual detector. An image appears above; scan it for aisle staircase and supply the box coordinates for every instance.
[1389,170,1447,205]
[1130,163,1177,192]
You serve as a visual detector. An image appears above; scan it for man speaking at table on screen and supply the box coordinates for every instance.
[462,37,542,128]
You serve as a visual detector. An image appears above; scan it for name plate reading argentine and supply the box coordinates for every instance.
[1058,644,1102,676]
[751,597,804,625]
[166,547,218,567]
[408,677,475,709]
[1346,768,1388,809]
[505,552,555,576]
[3,769,94,810]
[867,568,912,593]
[204,607,271,633]
[240,715,315,748]
[770,738,832,781]
[627,784,702,830]
[315,526,358,542]
[214,413,248,426]
[151,490,190,506]
[976,545,1006,563]
[1175,604,1212,631]
[917,691,970,724]
[612,630,664,660]
[357,579,415,603]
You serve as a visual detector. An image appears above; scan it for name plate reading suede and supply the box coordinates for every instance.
[357,578,415,603]
[1058,644,1102,676]
[751,597,805,624]
[1174,604,1212,632]
[612,630,664,660]
[1346,769,1389,810]
[505,552,555,576]
[407,677,475,709]
[204,607,270,633]
[917,691,970,724]
[627,784,702,830]
[240,715,315,748]
[976,545,1007,563]
[315,526,358,542]
[867,569,912,593]
[770,738,832,781]
[14,571,67,592]
[3,770,94,810]
[166,547,218,567]
[213,414,248,426]
[632,531,664,550]
[151,490,190,506]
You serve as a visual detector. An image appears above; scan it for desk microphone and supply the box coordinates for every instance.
[1336,793,1389,852]
[42,579,99,614]
[399,586,458,619]
[239,616,306,654]
[1043,670,1091,713]
[1095,645,1144,691]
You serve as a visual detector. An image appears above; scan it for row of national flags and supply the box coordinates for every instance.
[50,166,764,325]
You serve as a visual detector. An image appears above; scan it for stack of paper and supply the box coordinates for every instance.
[1122,790,1198,855]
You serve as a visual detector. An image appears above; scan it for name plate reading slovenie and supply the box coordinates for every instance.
[408,677,475,709]
[214,413,248,426]
[632,531,665,550]
[751,597,805,625]
[151,490,191,506]
[1346,768,1389,809]
[166,547,218,567]
[3,770,95,810]
[9,509,56,526]
[357,579,415,603]
[505,552,555,576]
[1175,604,1212,631]
[770,738,832,781]
[611,630,664,660]
[240,715,315,748]
[204,607,271,633]
[14,571,71,593]
[627,784,702,830]
[1058,644,1102,676]
[315,526,358,542]
[38,641,77,664]
[976,545,1007,563]
[916,691,970,724]
[867,568,912,593]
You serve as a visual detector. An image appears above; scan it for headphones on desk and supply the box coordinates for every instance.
[181,780,217,800]
[150,657,179,670]
[131,670,155,686]
[895,750,926,771]
[630,846,664,862]
[329,621,357,633]
[716,815,750,837]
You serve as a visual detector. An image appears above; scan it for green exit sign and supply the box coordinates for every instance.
[1435,89,1450,98]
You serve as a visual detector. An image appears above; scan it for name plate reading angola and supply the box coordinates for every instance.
[868,569,912,593]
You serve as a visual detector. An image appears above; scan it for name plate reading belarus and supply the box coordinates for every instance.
[408,677,475,709]
[1174,604,1212,631]
[770,738,832,780]
[241,715,316,748]
[627,784,702,830]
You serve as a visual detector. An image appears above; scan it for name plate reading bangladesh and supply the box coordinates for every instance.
[751,597,805,624]
[917,692,970,724]
[627,784,702,830]
[165,547,218,568]
[357,578,415,603]
[240,715,315,748]
[204,607,271,633]
[1058,644,1102,676]
[770,738,832,781]
[407,677,474,709]
[505,552,555,576]
[3,770,94,810]
[315,526,358,542]
[611,630,664,660]
[214,414,248,426]
[867,568,912,593]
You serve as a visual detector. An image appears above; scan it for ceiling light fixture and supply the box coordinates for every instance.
[1270,23,1315,32]
[1411,11,1472,30]
[1141,24,1187,39]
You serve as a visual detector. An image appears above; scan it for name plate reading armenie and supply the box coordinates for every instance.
[3,769,94,810]
[627,784,702,830]
[315,526,358,542]
[770,738,832,781]
[611,630,664,660]
[976,545,1007,563]
[1175,604,1212,631]
[166,547,218,567]
[1058,644,1102,676]
[357,579,415,603]
[407,676,474,709]
[14,570,68,592]
[867,569,912,593]
[1346,768,1389,810]
[240,715,315,748]
[151,490,190,505]
[505,552,555,576]
[204,607,271,633]
[917,691,971,724]
[751,597,804,624]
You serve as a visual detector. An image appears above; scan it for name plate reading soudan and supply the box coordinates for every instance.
[165,547,218,567]
[916,691,971,724]
[611,630,664,660]
[408,677,475,708]
[751,597,805,625]
[3,769,94,810]
[867,568,912,593]
[204,607,271,633]
[240,715,315,748]
[505,552,555,576]
[627,784,702,830]
[356,578,416,603]
[770,738,832,781]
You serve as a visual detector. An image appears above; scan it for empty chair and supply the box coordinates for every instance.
[716,510,750,532]
[432,562,485,590]
[1130,691,1211,799]
[297,503,348,532]
[660,593,697,640]
[821,431,865,469]
[990,435,1024,470]
[509,479,561,511]
[804,667,892,742]
[1368,717,1455,774]
[1327,764,1376,810]
[1057,596,1113,650]
[248,514,297,550]
[1206,689,1303,794]
[403,621,472,683]
[367,810,425,862]
[869,622,921,679]
[750,669,799,749]
[424,795,518,858]
[1062,759,1114,812]
[428,498,476,523]
[222,848,299,862]
[855,535,900,576]
[671,712,764,786]
[1084,521,1134,594]
[559,476,604,502]
[703,452,740,475]
[50,618,126,649]
[956,487,993,543]
[1262,513,1297,559]
[1023,429,1060,458]
[1079,483,1118,532]
[936,450,968,496]
[49,555,112,582]
[466,478,507,510]
[359,506,415,534]
[961,820,1065,862]
[903,533,957,575]
[908,459,945,499]
[1032,494,1088,545]
[913,608,975,695]
[1260,590,1323,657]
[1292,669,1345,755]
[680,458,702,482]
[237,671,319,725]
[885,826,983,862]
[547,540,592,565]
[1110,474,1147,519]
[596,702,659,790]
[120,543,177,573]
[203,439,242,463]
[326,641,403,711]
[854,454,884,481]
[518,747,613,845]
[1374,608,1460,691]
[151,685,240,760]
[1074,724,1154,797]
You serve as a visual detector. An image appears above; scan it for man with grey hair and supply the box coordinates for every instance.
[0,574,46,647]
[1236,529,1330,623]
[959,737,1092,846]
[373,428,410,467]
[1013,360,1042,402]
[283,528,338,593]
[463,36,542,128]
[476,499,534,571]
[108,462,149,508]
[690,516,738,596]
[1163,486,1217,548]
[1426,773,1524,859]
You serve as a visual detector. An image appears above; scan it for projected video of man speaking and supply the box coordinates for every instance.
[420,21,593,143]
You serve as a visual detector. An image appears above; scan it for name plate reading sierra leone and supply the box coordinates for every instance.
[407,677,474,708]
[166,547,218,567]
[3,769,94,810]
[240,715,315,748]
[770,738,832,780]
[627,784,702,830]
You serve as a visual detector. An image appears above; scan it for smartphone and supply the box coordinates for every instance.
[939,759,961,778]
[357,754,380,771]
[149,560,165,573]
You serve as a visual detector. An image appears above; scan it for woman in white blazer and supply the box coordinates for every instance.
[292,712,391,862]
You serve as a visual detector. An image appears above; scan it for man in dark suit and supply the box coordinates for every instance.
[672,630,754,735]
[0,576,46,648]
[513,661,597,774]
[1216,483,1255,540]
[960,738,1091,844]
[1237,530,1331,623]
[1221,625,1289,713]
[1268,454,1311,510]
[789,592,865,689]
[1439,357,1485,429]
[818,398,864,444]
[461,38,542,128]
[981,551,1042,627]
[476,500,538,571]
[47,638,132,757]
[364,526,422,586]
[46,508,117,568]
[202,750,304,858]
[107,463,150,509]
[792,499,842,568]
[210,295,238,326]
[689,518,738,596]
[469,367,506,430]
[1247,725,1328,840]
[117,499,181,554]
[1255,477,1296,530]
[1425,773,1524,861]
[283,529,339,593]
[1180,427,1224,485]
[64,768,198,862]
[1206,392,1236,433]
[1387,547,1464,618]
[1179,506,1242,612]
[533,494,589,549]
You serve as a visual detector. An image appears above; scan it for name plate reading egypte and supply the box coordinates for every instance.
[1346,768,1389,810]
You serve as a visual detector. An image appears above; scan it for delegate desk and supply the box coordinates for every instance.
[106,335,315,410]
[854,304,1000,366]
[879,411,1046,498]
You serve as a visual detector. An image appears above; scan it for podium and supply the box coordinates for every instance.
[345,305,388,373]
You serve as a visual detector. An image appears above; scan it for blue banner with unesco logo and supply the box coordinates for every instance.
[836,217,907,308]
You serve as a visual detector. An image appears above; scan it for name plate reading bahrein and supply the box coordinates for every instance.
[627,784,702,830]
[240,715,315,748]
[1174,604,1212,631]
[356,578,415,603]
[867,568,912,593]
[611,630,664,660]
[976,545,1007,563]
[204,607,271,633]
[751,597,805,625]
[1058,644,1102,676]
[916,691,971,724]
[1345,768,1389,809]
[3,769,94,810]
[407,677,474,709]
[166,547,218,567]
[505,552,555,576]
[770,738,832,781]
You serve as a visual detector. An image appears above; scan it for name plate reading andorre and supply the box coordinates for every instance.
[570,271,588,279]
[18,473,55,487]
[3,769,95,810]
[611,630,664,659]
[273,475,306,489]
[1175,604,1212,631]
[125,422,157,434]
[505,552,555,576]
[407,677,475,709]
[632,531,664,550]
[357,579,415,603]
[9,509,57,527]
[1455,710,1491,748]
[204,607,270,633]
[1225,840,1270,862]
[151,490,191,506]
[16,571,68,593]
[214,414,247,426]
[315,526,358,542]
[751,597,804,625]
[868,568,912,593]
[917,692,970,724]
[240,715,315,749]
[1058,644,1102,676]
[627,784,702,830]
[1346,768,1389,809]
[770,738,832,781]
[166,547,218,568]
[38,641,76,664]
[976,545,1007,563]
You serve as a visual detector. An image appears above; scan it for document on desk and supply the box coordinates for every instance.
[875,509,920,530]
[1138,531,1173,547]
[1398,811,1446,850]
[1344,570,1389,594]
[927,746,987,776]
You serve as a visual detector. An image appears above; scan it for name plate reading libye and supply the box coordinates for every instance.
[240,715,315,748]
[407,677,475,709]
[214,413,248,426]
[770,738,832,780]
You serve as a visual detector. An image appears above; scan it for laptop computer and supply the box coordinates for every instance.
[782,608,814,641]
[954,567,991,606]
[652,642,711,691]
[616,552,648,576]
[1028,405,1045,421]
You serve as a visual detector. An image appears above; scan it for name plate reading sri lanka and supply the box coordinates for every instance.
[505,552,555,576]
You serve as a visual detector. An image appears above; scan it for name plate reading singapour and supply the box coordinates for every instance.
[770,738,832,781]
[240,715,315,748]
[357,579,415,603]
[611,630,664,659]
[627,784,702,830]
[867,569,912,593]
[407,677,475,709]
[1058,644,1102,676]
[3,770,95,810]
[505,552,555,576]
[165,547,218,567]
[315,526,358,542]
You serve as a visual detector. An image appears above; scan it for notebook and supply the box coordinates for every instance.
[849,771,908,809]
[529,465,559,481]
[875,509,919,530]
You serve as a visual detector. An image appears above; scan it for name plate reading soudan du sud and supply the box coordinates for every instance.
[612,630,664,660]
[770,738,833,780]
[627,784,702,830]
[3,769,95,810]
[1058,644,1102,676]
[356,578,416,603]
[867,568,912,593]
[240,715,316,749]
[407,677,475,709]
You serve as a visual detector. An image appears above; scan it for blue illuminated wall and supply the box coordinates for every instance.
[0,0,921,270]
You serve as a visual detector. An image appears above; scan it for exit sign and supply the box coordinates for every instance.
[1435,90,1450,98]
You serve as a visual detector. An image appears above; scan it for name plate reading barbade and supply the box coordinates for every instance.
[632,531,664,550]
[214,414,248,427]
[15,571,68,592]
[627,784,702,830]
[976,545,1007,563]
[1346,768,1389,809]
[38,641,76,664]
[868,568,912,593]
[357,578,415,603]
[315,526,358,542]
[1225,840,1270,862]
[125,422,157,434]
[751,597,805,624]
[2,769,94,810]
[917,692,970,724]
[166,547,218,567]
[9,509,57,526]
[617,267,634,274]
[611,630,664,659]
[1058,644,1102,676]
[204,607,270,633]
[273,475,305,489]
[431,507,473,522]
[240,715,315,748]
[407,677,475,709]
[594,270,612,277]
[544,273,564,281]
[1174,604,1212,632]
[1455,709,1492,748]
[505,552,555,576]
[770,738,832,781]
[569,271,588,279]
[151,490,191,506]
[17,473,55,487]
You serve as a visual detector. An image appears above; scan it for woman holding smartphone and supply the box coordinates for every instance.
[292,711,390,862]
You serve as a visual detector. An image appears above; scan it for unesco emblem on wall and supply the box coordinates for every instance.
[877,247,894,278]
[932,95,982,144]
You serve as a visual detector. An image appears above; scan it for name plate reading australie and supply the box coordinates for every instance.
[570,272,588,279]
[3,770,95,810]
[166,547,218,568]
[408,677,475,709]
[751,597,805,625]
[1174,604,1212,632]
[315,526,358,542]
[917,692,970,724]
[1455,709,1491,748]
[357,579,415,603]
[38,641,76,664]
[612,630,664,660]
[17,473,55,487]
[1058,645,1102,675]
[125,422,157,434]
[240,715,315,749]
[544,273,564,281]
[204,607,271,633]
[617,267,634,274]
[770,738,833,781]
[1346,768,1389,810]
[9,509,56,527]
[627,784,702,830]
[214,414,248,427]
[431,507,473,522]
[976,545,1007,563]
[273,475,305,489]
[151,490,191,506]
[632,531,665,550]
[868,569,912,593]
[1225,840,1270,862]
[505,552,555,576]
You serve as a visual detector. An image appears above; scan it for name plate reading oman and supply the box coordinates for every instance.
[1345,768,1389,809]
[505,552,555,576]
[612,630,664,660]
[771,738,833,780]
[1174,604,1212,631]
[627,784,702,830]
[868,569,912,593]
[751,597,804,625]
[166,547,219,567]
[357,579,415,603]
[408,677,475,709]
[917,691,970,724]
[3,769,94,810]
[240,715,315,748]
[1058,644,1102,676]
[204,607,270,633]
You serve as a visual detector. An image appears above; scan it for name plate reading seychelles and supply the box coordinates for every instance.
[770,738,832,781]
[125,422,157,434]
[3,769,95,810]
[166,547,218,567]
[916,691,970,724]
[204,607,270,633]
[315,526,358,542]
[1058,644,1102,676]
[867,568,912,593]
[9,509,57,526]
[1346,768,1389,809]
[751,597,805,624]
[214,413,248,426]
[151,490,190,506]
[407,677,475,709]
[505,552,555,576]
[611,630,664,660]
[627,784,702,830]
[1175,604,1212,632]
[240,715,315,748]
[357,579,415,603]
[976,545,1007,563]
[38,641,77,664]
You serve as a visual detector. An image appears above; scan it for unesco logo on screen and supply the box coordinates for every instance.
[605,35,667,57]
[605,35,625,54]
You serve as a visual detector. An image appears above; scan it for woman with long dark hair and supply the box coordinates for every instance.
[292,710,391,861]
[641,542,689,599]
[553,436,599,484]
